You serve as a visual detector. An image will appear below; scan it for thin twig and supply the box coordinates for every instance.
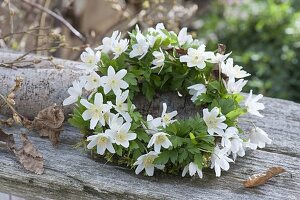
[0,44,87,68]
[8,0,14,34]
[20,0,86,42]
[37,0,51,55]
[0,93,25,120]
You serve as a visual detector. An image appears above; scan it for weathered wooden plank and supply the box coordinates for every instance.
[0,95,299,199]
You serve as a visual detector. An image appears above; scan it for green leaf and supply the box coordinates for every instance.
[169,135,184,148]
[136,130,150,143]
[194,153,203,170]
[178,148,189,163]
[187,144,201,154]
[207,80,221,93]
[129,141,139,152]
[226,108,247,120]
[196,93,213,104]
[142,82,155,101]
[153,151,170,165]
[169,150,178,164]
[151,75,162,87]
[189,132,198,144]
[124,73,138,86]
[115,146,123,156]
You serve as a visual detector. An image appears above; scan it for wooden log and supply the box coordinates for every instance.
[0,50,199,119]
[0,96,299,199]
[0,50,85,118]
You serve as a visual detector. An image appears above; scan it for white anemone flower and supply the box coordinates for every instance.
[179,45,214,69]
[148,23,167,39]
[187,84,207,102]
[111,90,132,122]
[230,140,257,161]
[211,146,234,177]
[103,111,115,125]
[151,49,165,72]
[160,103,177,128]
[203,107,227,135]
[220,127,243,155]
[223,78,248,94]
[79,47,101,71]
[107,118,136,148]
[245,90,265,117]
[95,30,121,53]
[134,151,164,176]
[101,66,129,95]
[178,27,193,46]
[210,52,232,64]
[108,114,124,130]
[86,132,115,155]
[79,71,102,91]
[111,39,129,59]
[147,132,172,153]
[182,162,203,178]
[221,58,250,79]
[80,93,112,129]
[129,32,149,59]
[63,80,84,106]
[142,115,162,135]
[249,127,272,148]
[146,34,157,47]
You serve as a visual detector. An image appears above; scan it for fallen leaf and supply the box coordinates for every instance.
[0,128,15,149]
[243,167,286,188]
[0,128,44,174]
[33,104,64,146]
[14,133,44,175]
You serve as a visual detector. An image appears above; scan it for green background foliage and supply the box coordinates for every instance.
[198,0,300,102]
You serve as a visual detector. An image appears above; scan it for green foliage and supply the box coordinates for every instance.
[199,0,300,102]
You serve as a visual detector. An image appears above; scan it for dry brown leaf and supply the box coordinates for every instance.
[243,167,286,188]
[0,128,44,174]
[14,133,44,175]
[33,104,64,146]
[0,128,15,149]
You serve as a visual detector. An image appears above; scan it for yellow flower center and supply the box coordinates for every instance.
[97,136,107,146]
[163,114,170,123]
[207,116,218,128]
[87,56,94,64]
[143,155,155,167]
[156,134,166,144]
[116,131,127,142]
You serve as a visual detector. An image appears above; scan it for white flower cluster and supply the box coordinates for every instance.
[63,37,136,155]
[135,103,178,176]
[63,23,272,178]
[181,43,271,177]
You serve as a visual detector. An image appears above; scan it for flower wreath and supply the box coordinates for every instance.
[64,24,272,178]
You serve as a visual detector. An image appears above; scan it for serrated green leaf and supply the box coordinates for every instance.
[124,72,138,86]
[178,149,189,163]
[169,150,178,164]
[153,151,170,165]
[194,153,203,170]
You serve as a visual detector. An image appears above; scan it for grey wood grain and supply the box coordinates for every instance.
[0,96,299,200]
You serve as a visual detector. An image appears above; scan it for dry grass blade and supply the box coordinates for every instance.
[243,167,286,188]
